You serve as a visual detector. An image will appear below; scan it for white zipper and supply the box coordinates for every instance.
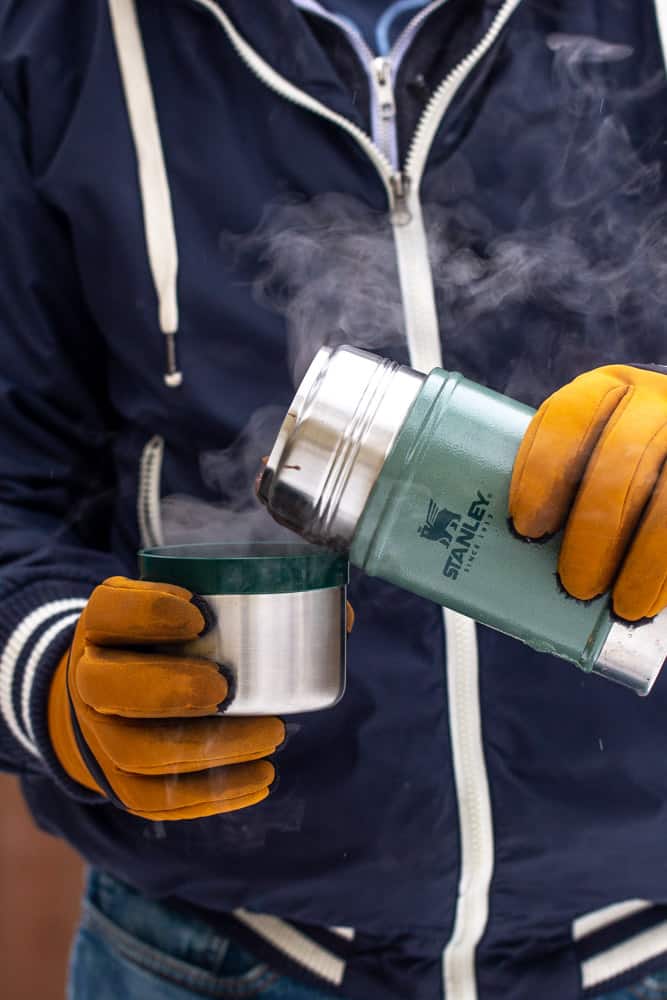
[371,56,398,166]
[391,0,450,69]
[393,189,442,372]
[397,0,525,370]
[138,434,165,548]
[183,5,524,998]
[441,612,493,1000]
[190,0,477,211]
[190,0,397,204]
[293,0,396,160]
[405,0,523,187]
[293,0,449,168]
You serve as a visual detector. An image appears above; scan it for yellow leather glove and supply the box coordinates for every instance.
[509,365,667,622]
[47,577,285,821]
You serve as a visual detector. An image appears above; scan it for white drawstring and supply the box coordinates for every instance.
[107,0,182,387]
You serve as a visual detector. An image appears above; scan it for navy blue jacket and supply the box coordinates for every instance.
[1,2,667,997]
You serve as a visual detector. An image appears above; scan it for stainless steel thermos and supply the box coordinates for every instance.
[258,345,667,695]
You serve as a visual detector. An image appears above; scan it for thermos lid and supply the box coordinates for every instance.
[257,345,424,549]
[139,541,348,595]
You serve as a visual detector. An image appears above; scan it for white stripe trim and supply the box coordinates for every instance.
[582,920,667,991]
[573,900,652,942]
[655,0,667,71]
[107,0,179,336]
[233,910,345,986]
[0,599,87,755]
[21,613,82,744]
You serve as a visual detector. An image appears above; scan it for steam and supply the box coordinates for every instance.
[235,194,407,384]
[547,34,656,110]
[423,34,667,401]
[225,33,666,404]
[547,34,633,93]
[163,32,667,541]
[161,407,291,545]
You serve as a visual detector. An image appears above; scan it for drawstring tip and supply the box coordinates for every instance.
[163,331,182,388]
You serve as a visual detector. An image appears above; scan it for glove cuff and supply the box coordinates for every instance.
[0,579,102,802]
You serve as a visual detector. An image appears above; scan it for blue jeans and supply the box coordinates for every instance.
[68,870,342,999]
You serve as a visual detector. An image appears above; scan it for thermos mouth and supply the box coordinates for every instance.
[257,345,424,550]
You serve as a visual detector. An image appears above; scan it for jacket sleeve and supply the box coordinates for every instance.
[0,86,124,785]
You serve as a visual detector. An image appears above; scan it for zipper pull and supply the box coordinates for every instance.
[372,57,396,121]
[390,172,412,226]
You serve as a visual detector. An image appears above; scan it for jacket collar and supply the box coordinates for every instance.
[188,0,367,125]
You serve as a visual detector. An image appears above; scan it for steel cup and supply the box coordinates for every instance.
[140,541,348,715]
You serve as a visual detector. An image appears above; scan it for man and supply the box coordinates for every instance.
[1,1,667,997]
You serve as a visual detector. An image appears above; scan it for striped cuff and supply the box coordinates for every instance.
[0,580,101,799]
[574,899,667,994]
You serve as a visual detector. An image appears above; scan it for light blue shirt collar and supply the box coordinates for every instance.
[322,0,431,55]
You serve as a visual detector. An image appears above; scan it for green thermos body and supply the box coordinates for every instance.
[258,346,667,695]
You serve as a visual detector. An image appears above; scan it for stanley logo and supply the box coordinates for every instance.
[418,491,493,580]
[418,500,462,547]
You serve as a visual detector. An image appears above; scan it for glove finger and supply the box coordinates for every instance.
[612,461,667,621]
[558,390,667,601]
[109,760,275,818]
[76,646,228,718]
[509,372,628,539]
[84,577,207,645]
[85,712,285,774]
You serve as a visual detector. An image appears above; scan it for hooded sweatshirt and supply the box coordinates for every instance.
[0,2,667,998]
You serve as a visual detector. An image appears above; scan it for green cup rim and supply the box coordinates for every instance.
[139,542,349,595]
